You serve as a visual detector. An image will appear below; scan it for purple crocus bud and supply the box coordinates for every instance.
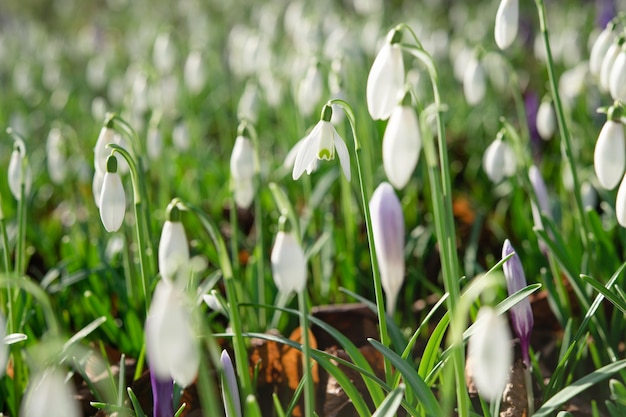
[502,239,534,366]
[150,369,174,417]
[221,350,242,417]
[369,182,405,315]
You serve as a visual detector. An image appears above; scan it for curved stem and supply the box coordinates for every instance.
[328,98,392,383]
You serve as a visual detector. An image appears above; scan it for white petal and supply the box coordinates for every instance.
[594,120,625,190]
[333,128,351,181]
[483,138,511,183]
[616,174,626,227]
[230,136,255,181]
[233,179,255,209]
[494,0,518,50]
[610,50,626,102]
[20,369,80,417]
[463,57,486,105]
[271,231,307,294]
[382,105,421,189]
[600,43,620,92]
[158,221,190,284]
[366,43,405,120]
[99,172,126,232]
[536,101,556,140]
[92,170,104,208]
[297,64,323,117]
[94,126,116,174]
[590,26,615,77]
[293,124,322,180]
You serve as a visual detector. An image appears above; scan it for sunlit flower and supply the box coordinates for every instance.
[297,60,324,118]
[468,307,512,402]
[609,46,626,102]
[146,281,199,387]
[482,135,516,183]
[502,239,533,366]
[8,138,32,201]
[271,226,307,294]
[99,156,126,232]
[292,104,351,181]
[382,99,421,189]
[494,0,518,50]
[184,50,206,95]
[20,368,80,417]
[366,29,404,120]
[590,24,616,77]
[370,182,405,315]
[463,55,486,105]
[599,38,622,92]
[594,119,624,190]
[230,134,255,209]
[221,350,242,417]
[158,206,190,285]
[536,100,556,140]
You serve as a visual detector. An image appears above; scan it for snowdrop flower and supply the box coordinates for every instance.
[463,55,486,105]
[99,156,126,232]
[599,38,623,92]
[370,182,405,315]
[184,50,205,95]
[284,136,319,174]
[616,173,626,226]
[158,205,190,285]
[594,118,624,190]
[297,60,324,118]
[20,368,80,417]
[382,94,422,189]
[271,219,307,294]
[536,100,556,140]
[237,82,260,124]
[94,124,129,175]
[153,32,176,75]
[230,134,255,209]
[609,45,626,102]
[147,124,163,161]
[292,104,351,181]
[502,240,534,366]
[590,23,616,77]
[8,138,32,201]
[146,281,199,387]
[46,127,67,185]
[173,120,191,152]
[221,350,242,417]
[366,28,404,120]
[494,0,518,50]
[468,307,512,402]
[482,134,516,183]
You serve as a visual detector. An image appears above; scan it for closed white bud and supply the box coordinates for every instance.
[271,230,307,294]
[609,48,626,102]
[184,50,205,94]
[230,135,256,209]
[590,26,616,77]
[158,220,190,285]
[20,368,80,417]
[370,182,405,315]
[46,127,67,184]
[594,120,625,190]
[173,121,191,152]
[99,159,126,232]
[366,32,405,120]
[536,100,556,140]
[483,137,516,183]
[616,173,626,227]
[468,307,512,402]
[383,104,421,189]
[600,41,621,92]
[494,0,518,50]
[8,140,32,201]
[297,62,323,118]
[463,56,486,105]
[94,126,116,174]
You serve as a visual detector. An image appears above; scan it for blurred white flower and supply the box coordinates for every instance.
[158,216,190,285]
[468,307,512,402]
[382,103,421,189]
[184,50,206,95]
[590,24,616,77]
[600,40,621,92]
[271,229,307,294]
[370,182,405,315]
[494,0,518,50]
[8,139,32,201]
[594,120,624,190]
[482,136,516,183]
[153,32,176,75]
[20,368,80,417]
[463,55,486,105]
[147,125,163,161]
[99,157,126,232]
[536,100,556,140]
[238,82,260,124]
[581,182,597,210]
[366,30,404,120]
[616,173,626,227]
[46,127,67,185]
[94,126,129,174]
[297,61,324,118]
[230,135,255,209]
[609,47,626,102]
[173,121,191,152]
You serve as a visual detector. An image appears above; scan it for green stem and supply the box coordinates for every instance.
[534,0,590,252]
[298,291,315,417]
[400,43,468,417]
[328,98,392,383]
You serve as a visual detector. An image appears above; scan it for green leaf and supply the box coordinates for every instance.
[372,385,405,417]
[582,275,626,315]
[246,395,263,417]
[127,387,147,417]
[63,316,107,352]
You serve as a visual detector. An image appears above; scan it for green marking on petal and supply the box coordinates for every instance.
[318,148,333,160]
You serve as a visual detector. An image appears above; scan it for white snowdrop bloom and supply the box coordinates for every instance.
[237,82,260,124]
[600,41,621,92]
[292,105,351,181]
[284,137,319,174]
[46,127,67,185]
[153,32,176,74]
[92,169,104,208]
[271,229,307,294]
[581,182,597,210]
[494,0,518,50]
[616,174,626,227]
[158,216,190,285]
[147,125,163,161]
[463,55,486,105]
[609,47,626,102]
[594,120,625,190]
[146,281,199,387]
[536,100,556,140]
[382,104,421,189]
[482,136,516,183]
[99,157,126,232]
[20,368,80,417]
[173,121,191,152]
[468,307,512,402]
[370,182,405,315]
[297,61,324,118]
[590,25,616,77]
[8,139,32,201]
[230,135,256,209]
[94,126,129,174]
[184,50,205,95]
[366,30,405,120]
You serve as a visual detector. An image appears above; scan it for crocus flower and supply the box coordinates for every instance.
[502,239,534,366]
[482,135,516,183]
[494,0,518,50]
[382,97,422,189]
[99,156,126,232]
[468,307,512,402]
[221,350,242,417]
[590,24,616,77]
[150,368,174,417]
[594,119,625,190]
[270,226,307,294]
[292,104,351,181]
[370,182,405,315]
[230,134,255,209]
[20,368,80,417]
[8,139,32,201]
[463,55,486,105]
[366,28,404,120]
[158,205,190,285]
[536,100,556,141]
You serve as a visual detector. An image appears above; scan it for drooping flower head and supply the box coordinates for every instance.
[590,23,617,77]
[482,131,516,184]
[230,128,256,209]
[494,0,518,50]
[158,203,190,285]
[366,28,404,121]
[20,368,81,417]
[270,217,307,294]
[99,155,126,232]
[594,106,625,190]
[8,137,32,201]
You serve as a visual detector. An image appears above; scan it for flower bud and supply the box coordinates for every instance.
[230,135,255,209]
[382,103,421,189]
[494,0,518,50]
[366,30,405,120]
[502,239,533,366]
[590,25,616,77]
[463,55,486,105]
[468,307,512,402]
[370,182,405,315]
[271,230,307,294]
[610,47,626,102]
[8,139,32,201]
[594,120,625,190]
[46,127,67,185]
[297,61,323,118]
[536,100,556,140]
[158,209,190,285]
[20,368,80,417]
[600,40,621,92]
[482,136,516,183]
[99,156,126,232]
[221,350,242,417]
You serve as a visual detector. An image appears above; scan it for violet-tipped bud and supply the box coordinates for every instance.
[221,350,242,417]
[502,239,534,366]
[370,182,405,315]
[270,223,307,294]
